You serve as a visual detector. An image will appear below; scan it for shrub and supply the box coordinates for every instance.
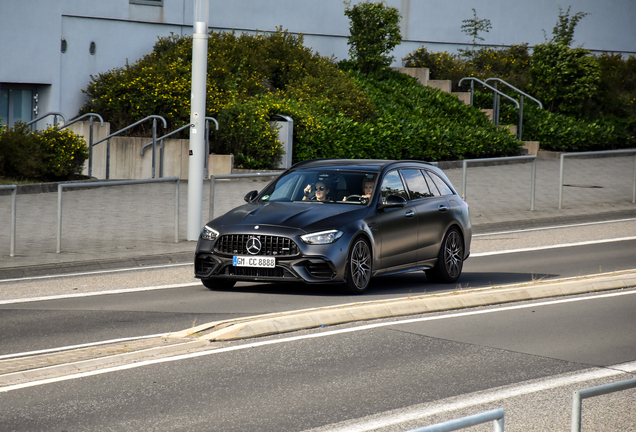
[528,43,601,116]
[344,1,402,74]
[0,122,87,181]
[81,29,375,169]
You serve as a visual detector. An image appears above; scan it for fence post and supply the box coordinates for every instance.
[57,184,64,253]
[209,176,216,221]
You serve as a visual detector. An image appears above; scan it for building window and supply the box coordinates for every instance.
[130,0,163,5]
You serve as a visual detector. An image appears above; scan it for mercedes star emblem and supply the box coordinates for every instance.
[246,237,262,255]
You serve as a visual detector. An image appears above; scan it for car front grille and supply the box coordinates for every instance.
[227,266,286,278]
[215,234,299,256]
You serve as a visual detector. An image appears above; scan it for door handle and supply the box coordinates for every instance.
[405,210,415,217]
[438,205,448,212]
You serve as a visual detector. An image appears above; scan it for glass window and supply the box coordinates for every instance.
[425,171,455,196]
[380,170,408,201]
[130,0,163,6]
[401,169,433,200]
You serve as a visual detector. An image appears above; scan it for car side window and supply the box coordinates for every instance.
[380,170,408,201]
[401,169,433,200]
[424,170,455,196]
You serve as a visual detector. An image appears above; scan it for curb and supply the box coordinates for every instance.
[186,270,636,341]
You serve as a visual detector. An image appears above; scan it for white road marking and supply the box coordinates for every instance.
[0,282,201,305]
[2,289,635,393]
[0,262,192,284]
[473,217,636,237]
[0,333,168,360]
[471,236,636,257]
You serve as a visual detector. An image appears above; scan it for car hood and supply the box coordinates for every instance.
[213,201,368,233]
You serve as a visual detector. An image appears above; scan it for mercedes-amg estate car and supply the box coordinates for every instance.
[194,159,471,294]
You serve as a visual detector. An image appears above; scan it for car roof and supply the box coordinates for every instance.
[290,158,435,172]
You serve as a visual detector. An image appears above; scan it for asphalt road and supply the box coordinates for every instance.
[0,216,635,431]
[0,290,635,431]
[1,218,635,357]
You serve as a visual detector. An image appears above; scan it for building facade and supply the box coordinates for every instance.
[1,0,634,129]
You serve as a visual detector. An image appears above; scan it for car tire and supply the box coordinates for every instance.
[344,237,372,294]
[425,227,464,284]
[201,278,236,291]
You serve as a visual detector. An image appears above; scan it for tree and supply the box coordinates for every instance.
[344,1,402,73]
[549,6,589,47]
[461,8,492,46]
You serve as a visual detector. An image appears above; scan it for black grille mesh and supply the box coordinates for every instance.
[215,234,299,256]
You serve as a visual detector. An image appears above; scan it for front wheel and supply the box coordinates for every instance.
[425,227,464,284]
[344,237,372,294]
[201,278,236,291]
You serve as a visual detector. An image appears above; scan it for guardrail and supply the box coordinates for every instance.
[558,149,636,209]
[141,123,193,178]
[27,112,66,127]
[458,77,522,140]
[60,113,105,178]
[462,155,537,210]
[208,172,282,220]
[0,185,17,257]
[56,177,180,253]
[91,115,167,179]
[407,408,505,432]
[571,377,636,432]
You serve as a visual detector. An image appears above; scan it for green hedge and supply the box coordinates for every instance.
[0,122,88,181]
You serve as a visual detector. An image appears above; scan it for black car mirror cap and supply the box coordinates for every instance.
[244,190,258,202]
[377,194,407,209]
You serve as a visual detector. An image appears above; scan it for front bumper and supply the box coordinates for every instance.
[194,235,348,284]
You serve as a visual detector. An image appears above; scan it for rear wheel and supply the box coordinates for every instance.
[425,227,464,283]
[344,237,372,294]
[201,278,236,291]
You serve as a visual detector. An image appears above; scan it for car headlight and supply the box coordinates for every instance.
[201,225,219,241]
[300,230,343,244]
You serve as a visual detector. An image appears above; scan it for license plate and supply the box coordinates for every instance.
[233,255,276,268]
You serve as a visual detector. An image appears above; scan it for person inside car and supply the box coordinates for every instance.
[303,181,331,201]
[344,177,374,202]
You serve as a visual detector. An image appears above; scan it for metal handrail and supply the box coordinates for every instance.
[485,78,543,140]
[91,115,167,179]
[205,117,219,178]
[141,123,193,178]
[572,377,636,432]
[27,112,66,127]
[60,113,105,177]
[56,177,180,253]
[208,172,282,220]
[462,155,537,210]
[559,149,636,209]
[408,408,505,432]
[0,185,17,257]
[458,77,522,140]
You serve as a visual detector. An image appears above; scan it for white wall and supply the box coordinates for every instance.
[1,0,634,125]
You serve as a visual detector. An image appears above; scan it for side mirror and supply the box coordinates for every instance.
[378,194,407,209]
[244,190,258,203]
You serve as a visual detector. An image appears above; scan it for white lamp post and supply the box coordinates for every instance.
[187,0,209,241]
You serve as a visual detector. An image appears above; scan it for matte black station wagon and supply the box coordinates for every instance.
[195,159,472,294]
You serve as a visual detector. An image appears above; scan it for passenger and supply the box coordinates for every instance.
[344,178,374,202]
[303,181,331,201]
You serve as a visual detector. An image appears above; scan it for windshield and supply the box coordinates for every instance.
[260,169,377,205]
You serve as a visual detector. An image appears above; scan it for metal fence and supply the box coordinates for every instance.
[408,409,505,432]
[571,376,636,432]
[56,177,180,253]
[208,172,282,220]
[0,185,17,257]
[461,155,537,210]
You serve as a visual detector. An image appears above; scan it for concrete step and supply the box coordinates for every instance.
[452,92,471,105]
[427,79,452,93]
[481,109,494,121]
[392,67,429,86]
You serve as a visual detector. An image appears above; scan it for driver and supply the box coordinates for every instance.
[303,181,331,201]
